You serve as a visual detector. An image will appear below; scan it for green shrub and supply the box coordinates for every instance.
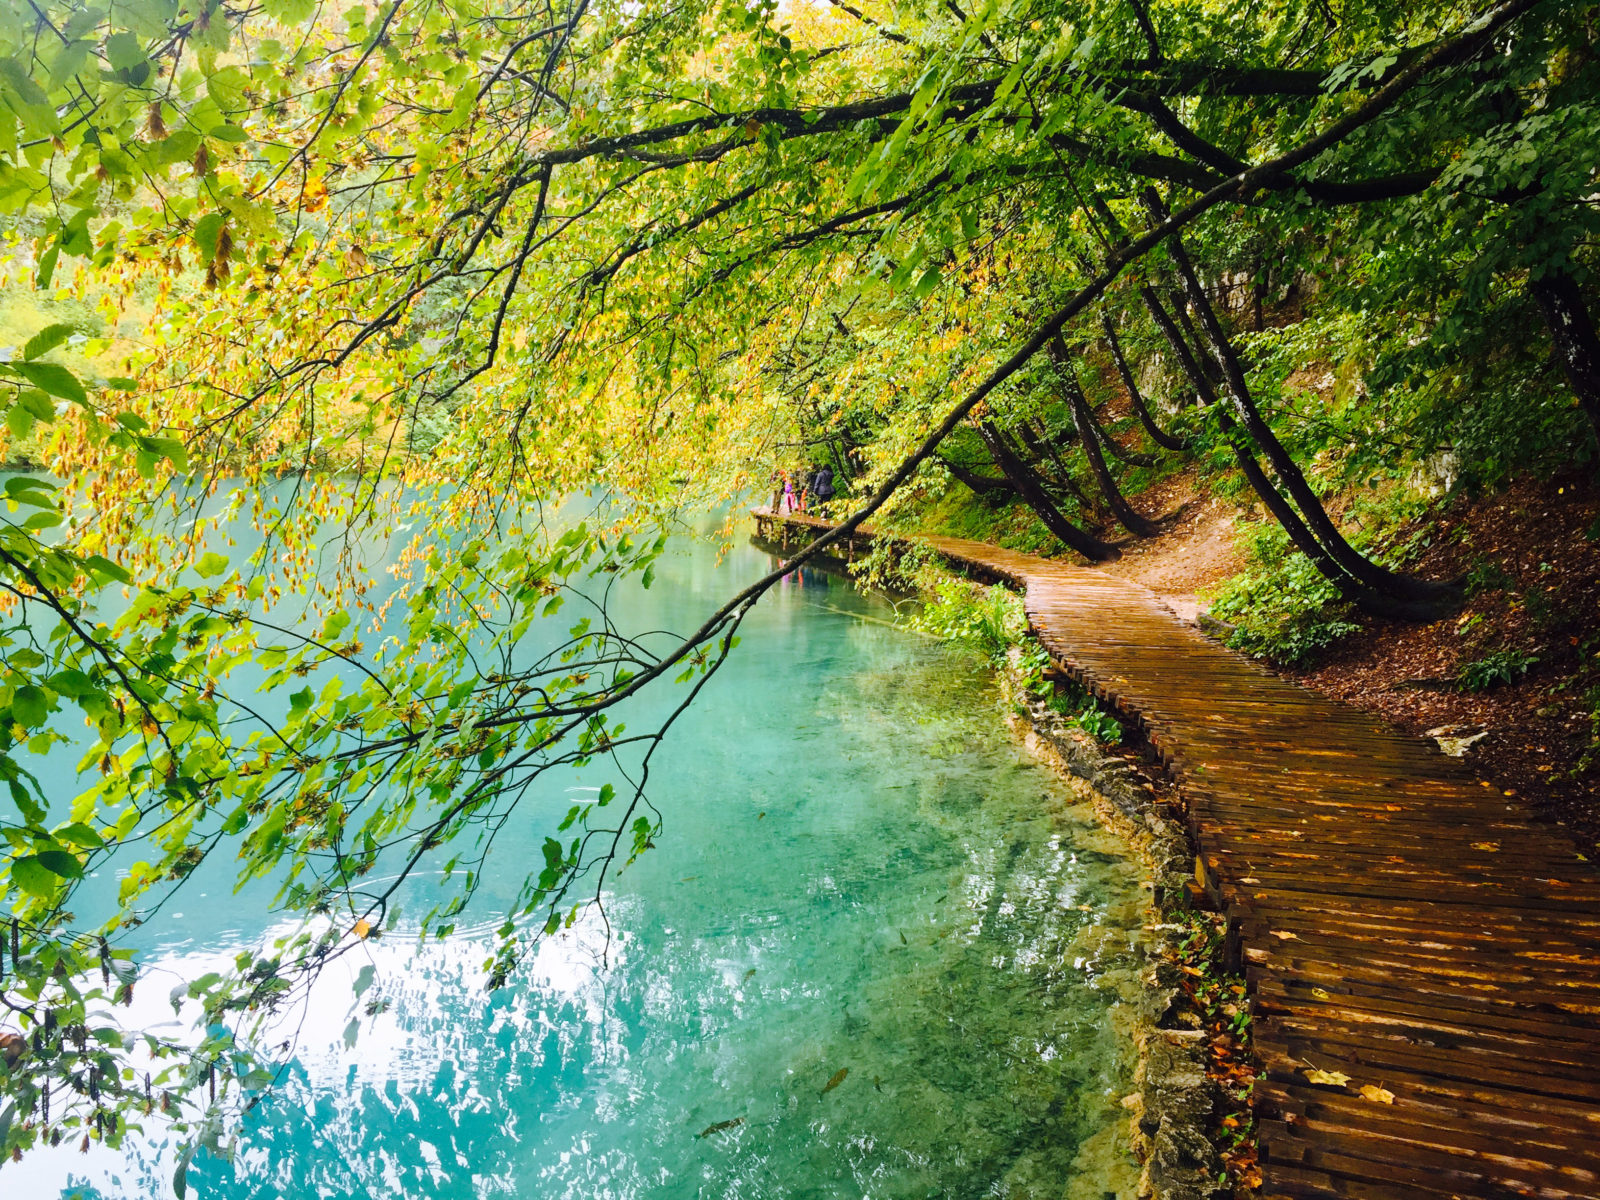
[1209,525,1360,666]
[1046,678,1124,745]
[912,577,1028,664]
[1462,555,1515,598]
[912,574,1123,744]
[1457,648,1537,692]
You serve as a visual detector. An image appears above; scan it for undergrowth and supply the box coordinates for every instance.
[911,571,1123,745]
[1207,523,1360,666]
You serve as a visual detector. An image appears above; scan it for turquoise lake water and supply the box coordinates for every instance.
[12,514,1147,1199]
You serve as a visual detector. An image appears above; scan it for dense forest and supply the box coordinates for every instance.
[0,0,1596,1175]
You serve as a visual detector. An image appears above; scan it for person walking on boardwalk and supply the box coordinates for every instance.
[811,465,835,508]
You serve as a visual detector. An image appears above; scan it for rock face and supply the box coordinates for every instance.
[1005,674,1226,1200]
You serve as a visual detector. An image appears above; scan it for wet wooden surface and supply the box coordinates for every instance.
[754,509,1600,1199]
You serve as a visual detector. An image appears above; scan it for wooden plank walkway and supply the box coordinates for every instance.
[753,509,1600,1200]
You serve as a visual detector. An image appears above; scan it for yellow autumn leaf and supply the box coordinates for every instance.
[353,919,372,939]
[1303,1068,1351,1088]
[301,177,330,213]
[1311,987,1331,1000]
[1359,1084,1396,1104]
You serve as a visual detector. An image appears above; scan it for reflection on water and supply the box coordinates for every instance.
[24,527,1147,1199]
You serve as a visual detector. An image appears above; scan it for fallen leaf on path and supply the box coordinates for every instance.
[1359,1084,1396,1104]
[1303,1068,1351,1088]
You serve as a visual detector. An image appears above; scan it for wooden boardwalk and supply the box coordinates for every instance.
[754,509,1600,1200]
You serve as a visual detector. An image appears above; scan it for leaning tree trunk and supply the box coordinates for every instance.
[1014,420,1106,518]
[940,455,1016,497]
[1528,268,1600,457]
[1143,310,1442,619]
[1140,285,1216,406]
[1053,339,1165,538]
[1143,188,1459,614]
[1088,410,1161,468]
[1100,311,1193,451]
[978,421,1122,562]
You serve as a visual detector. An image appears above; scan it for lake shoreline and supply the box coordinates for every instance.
[752,519,1235,1199]
[999,661,1230,1200]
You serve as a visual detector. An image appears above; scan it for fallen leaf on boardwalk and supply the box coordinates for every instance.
[1311,987,1331,1000]
[1303,1068,1351,1087]
[1359,1085,1396,1104]
[1385,804,1403,811]
[1471,842,1499,852]
[1270,930,1298,940]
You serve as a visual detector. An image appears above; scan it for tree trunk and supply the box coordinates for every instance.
[1528,269,1600,456]
[1053,339,1165,538]
[1166,286,1218,390]
[979,421,1122,561]
[1012,420,1107,517]
[1089,411,1161,468]
[940,455,1014,496]
[1143,188,1459,614]
[1251,255,1267,333]
[1140,285,1216,406]
[1100,311,1193,451]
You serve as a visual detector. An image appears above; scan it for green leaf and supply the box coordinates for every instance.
[23,322,75,360]
[105,32,148,72]
[33,849,82,878]
[144,436,188,472]
[35,244,59,289]
[15,361,86,405]
[12,684,49,725]
[194,551,230,578]
[10,855,60,897]
[193,213,225,264]
[47,668,94,696]
[4,476,52,498]
[53,822,104,849]
[20,388,55,422]
[353,964,375,996]
[6,403,35,439]
[173,1143,194,1199]
[84,554,132,584]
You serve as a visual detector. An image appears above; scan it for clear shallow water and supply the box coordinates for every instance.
[17,520,1147,1200]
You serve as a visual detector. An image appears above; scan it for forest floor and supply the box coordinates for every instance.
[1097,468,1600,856]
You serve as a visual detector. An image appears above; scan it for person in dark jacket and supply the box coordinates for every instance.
[811,465,835,505]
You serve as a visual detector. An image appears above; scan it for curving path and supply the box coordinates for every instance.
[754,509,1600,1200]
